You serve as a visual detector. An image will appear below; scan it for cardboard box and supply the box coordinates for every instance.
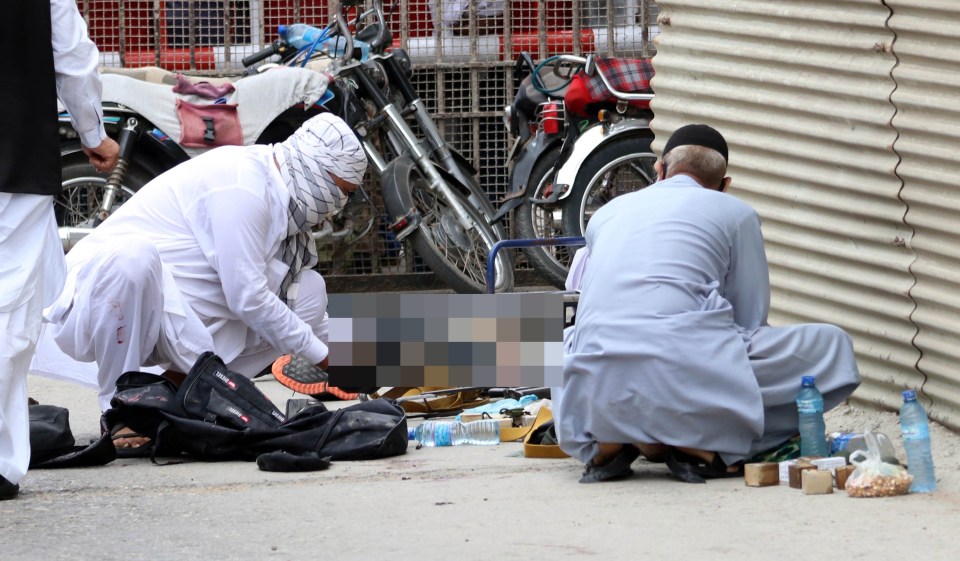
[789,463,818,489]
[835,464,857,490]
[812,456,847,476]
[744,463,780,487]
[802,469,834,495]
[795,456,823,468]
[779,460,796,484]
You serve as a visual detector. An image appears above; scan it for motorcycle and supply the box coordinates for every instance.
[495,52,655,287]
[57,0,513,294]
[551,54,657,241]
[495,52,579,289]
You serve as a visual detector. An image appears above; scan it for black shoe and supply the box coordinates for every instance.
[0,476,20,500]
[579,445,641,483]
[666,450,745,484]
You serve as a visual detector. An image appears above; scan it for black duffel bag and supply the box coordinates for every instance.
[103,352,408,464]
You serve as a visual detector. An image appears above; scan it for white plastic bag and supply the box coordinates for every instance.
[845,432,912,497]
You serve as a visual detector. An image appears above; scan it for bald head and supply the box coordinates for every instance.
[661,145,728,189]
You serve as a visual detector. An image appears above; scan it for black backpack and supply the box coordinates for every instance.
[102,351,408,463]
[29,404,116,469]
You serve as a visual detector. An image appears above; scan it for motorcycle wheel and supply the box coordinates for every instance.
[399,166,514,293]
[513,147,571,289]
[58,148,152,229]
[561,135,658,238]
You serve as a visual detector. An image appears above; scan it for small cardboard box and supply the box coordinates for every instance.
[744,462,780,487]
[802,468,834,495]
[779,460,796,484]
[812,456,847,476]
[789,463,818,489]
[835,464,857,490]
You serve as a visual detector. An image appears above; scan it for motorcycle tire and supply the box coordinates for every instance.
[561,134,658,238]
[513,146,571,289]
[58,146,153,229]
[381,158,514,293]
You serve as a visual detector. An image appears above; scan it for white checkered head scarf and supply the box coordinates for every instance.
[273,113,367,306]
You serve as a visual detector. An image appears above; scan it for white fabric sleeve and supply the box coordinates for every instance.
[191,183,329,364]
[724,210,771,329]
[50,0,106,149]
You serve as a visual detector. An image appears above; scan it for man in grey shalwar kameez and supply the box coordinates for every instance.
[556,124,860,483]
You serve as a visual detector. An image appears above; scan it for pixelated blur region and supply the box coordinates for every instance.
[326,293,564,389]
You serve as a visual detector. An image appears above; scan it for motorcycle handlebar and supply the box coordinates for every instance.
[242,40,283,67]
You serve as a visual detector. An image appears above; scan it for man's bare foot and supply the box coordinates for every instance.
[111,425,151,450]
[591,443,624,466]
[676,446,741,474]
[636,442,670,463]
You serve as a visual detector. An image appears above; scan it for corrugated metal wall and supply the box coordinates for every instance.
[888,1,960,428]
[651,1,957,423]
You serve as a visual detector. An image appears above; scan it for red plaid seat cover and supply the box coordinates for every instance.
[564,57,655,117]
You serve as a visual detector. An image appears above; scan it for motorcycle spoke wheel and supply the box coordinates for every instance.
[410,185,504,292]
[514,146,572,289]
[562,135,657,237]
[56,175,137,228]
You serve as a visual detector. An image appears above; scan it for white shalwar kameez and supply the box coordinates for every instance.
[555,175,861,466]
[0,0,109,486]
[44,145,331,410]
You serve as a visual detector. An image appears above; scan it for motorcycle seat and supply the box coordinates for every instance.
[101,66,237,87]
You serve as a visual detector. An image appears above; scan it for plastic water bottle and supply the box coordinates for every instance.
[899,390,937,492]
[796,376,828,457]
[278,24,370,61]
[278,24,324,49]
[413,419,500,446]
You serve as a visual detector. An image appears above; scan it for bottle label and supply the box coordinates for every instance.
[435,424,453,446]
[902,425,929,441]
[797,399,823,414]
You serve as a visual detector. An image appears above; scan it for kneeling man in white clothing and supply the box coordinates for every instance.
[44,113,367,452]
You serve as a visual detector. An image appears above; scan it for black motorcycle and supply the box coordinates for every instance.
[57,0,513,294]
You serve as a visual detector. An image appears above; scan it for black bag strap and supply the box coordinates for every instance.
[314,408,347,454]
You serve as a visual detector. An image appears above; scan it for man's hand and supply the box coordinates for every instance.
[318,356,329,371]
[82,137,120,173]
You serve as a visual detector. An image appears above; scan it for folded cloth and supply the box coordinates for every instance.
[173,73,236,99]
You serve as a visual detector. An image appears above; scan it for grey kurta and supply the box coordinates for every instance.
[556,175,861,465]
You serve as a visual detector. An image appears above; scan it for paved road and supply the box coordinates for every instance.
[3,375,958,561]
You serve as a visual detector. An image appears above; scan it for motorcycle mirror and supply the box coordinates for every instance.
[583,54,596,76]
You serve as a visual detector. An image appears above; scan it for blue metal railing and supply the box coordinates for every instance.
[485,237,586,293]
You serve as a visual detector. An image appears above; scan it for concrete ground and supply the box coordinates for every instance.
[3,374,958,561]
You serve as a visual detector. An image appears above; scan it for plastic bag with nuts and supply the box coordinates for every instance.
[845,432,913,497]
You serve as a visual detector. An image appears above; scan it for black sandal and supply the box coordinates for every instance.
[579,445,641,484]
[666,450,744,484]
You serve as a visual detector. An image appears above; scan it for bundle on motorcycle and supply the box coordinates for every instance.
[498,52,655,288]
[57,0,513,294]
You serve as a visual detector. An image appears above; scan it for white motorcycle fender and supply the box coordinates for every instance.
[554,118,652,201]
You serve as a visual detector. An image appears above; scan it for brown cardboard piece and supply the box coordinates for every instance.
[802,469,834,495]
[835,464,857,490]
[788,463,818,489]
[744,463,780,487]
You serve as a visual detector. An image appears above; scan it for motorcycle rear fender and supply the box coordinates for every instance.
[553,119,653,201]
[378,155,423,241]
[489,133,563,223]
[59,107,189,175]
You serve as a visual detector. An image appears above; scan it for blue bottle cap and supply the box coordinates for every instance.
[801,375,815,386]
[902,389,917,401]
[278,25,286,35]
